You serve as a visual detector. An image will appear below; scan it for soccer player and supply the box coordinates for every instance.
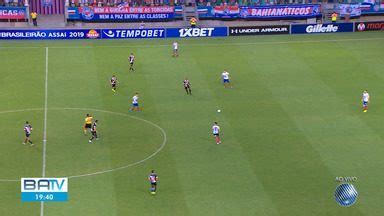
[183,78,192,95]
[362,90,370,112]
[130,92,140,112]
[212,122,221,145]
[148,170,158,195]
[110,75,118,93]
[83,114,93,135]
[172,41,178,57]
[89,120,98,143]
[23,121,33,146]
[129,53,135,72]
[222,70,232,88]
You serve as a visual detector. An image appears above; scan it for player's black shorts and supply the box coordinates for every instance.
[213,133,219,137]
[92,131,97,137]
[85,124,92,129]
[25,133,30,138]
[184,85,190,89]
[111,83,116,88]
[151,182,157,186]
[130,62,134,66]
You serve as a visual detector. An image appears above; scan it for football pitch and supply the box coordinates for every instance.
[0,31,383,216]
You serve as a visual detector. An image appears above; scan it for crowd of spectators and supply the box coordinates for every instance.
[0,0,24,7]
[65,0,332,7]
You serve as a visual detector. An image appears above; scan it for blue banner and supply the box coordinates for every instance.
[0,6,27,20]
[67,7,80,20]
[101,28,165,39]
[360,3,384,15]
[174,6,182,18]
[239,4,321,19]
[0,29,101,39]
[197,6,214,18]
[42,0,53,7]
[166,27,228,38]
[85,13,174,21]
[21,192,68,202]
[291,23,354,34]
[338,4,361,18]
[67,6,175,21]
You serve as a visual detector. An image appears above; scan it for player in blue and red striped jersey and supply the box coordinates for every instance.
[23,121,33,146]
[148,170,158,195]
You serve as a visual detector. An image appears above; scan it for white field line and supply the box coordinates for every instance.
[0,37,382,50]
[0,107,167,182]
[42,47,49,178]
[40,47,49,216]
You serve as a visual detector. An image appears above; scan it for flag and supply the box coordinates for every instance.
[117,2,128,10]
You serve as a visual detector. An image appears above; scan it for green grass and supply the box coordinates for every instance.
[0,31,383,215]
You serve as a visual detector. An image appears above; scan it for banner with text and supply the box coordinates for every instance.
[0,7,27,20]
[291,23,354,34]
[68,6,174,21]
[101,28,165,39]
[229,25,290,36]
[356,21,384,31]
[166,27,228,38]
[0,29,101,40]
[239,4,321,19]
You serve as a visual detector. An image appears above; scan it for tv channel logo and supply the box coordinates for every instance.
[21,178,68,202]
[334,177,358,207]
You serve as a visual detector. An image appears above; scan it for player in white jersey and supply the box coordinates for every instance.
[130,92,140,112]
[222,70,232,88]
[212,122,221,145]
[362,90,370,112]
[172,41,178,57]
